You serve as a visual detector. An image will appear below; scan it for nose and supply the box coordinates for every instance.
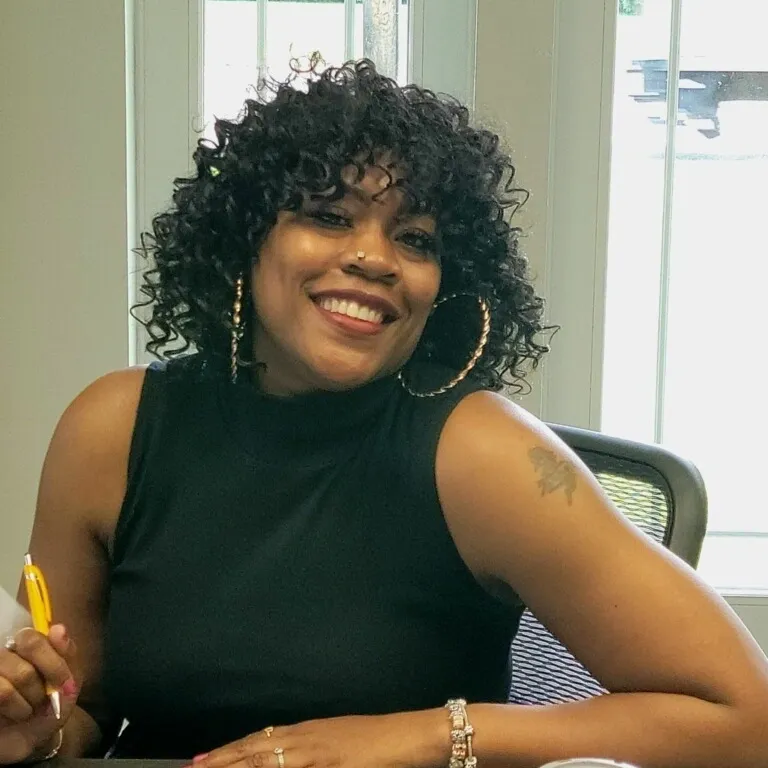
[340,235,400,283]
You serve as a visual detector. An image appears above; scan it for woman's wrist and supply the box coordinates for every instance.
[406,706,459,768]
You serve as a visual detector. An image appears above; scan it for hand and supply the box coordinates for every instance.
[195,710,449,768]
[0,624,79,765]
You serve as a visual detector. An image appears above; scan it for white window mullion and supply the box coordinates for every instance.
[257,0,268,90]
[130,0,204,366]
[654,0,684,443]
[190,0,204,145]
[344,0,356,62]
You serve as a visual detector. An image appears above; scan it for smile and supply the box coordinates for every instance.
[311,295,395,337]
[316,297,385,324]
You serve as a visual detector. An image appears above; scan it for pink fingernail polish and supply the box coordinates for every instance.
[62,678,78,698]
[193,754,209,763]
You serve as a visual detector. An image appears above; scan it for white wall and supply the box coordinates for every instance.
[475,0,558,418]
[0,1,130,592]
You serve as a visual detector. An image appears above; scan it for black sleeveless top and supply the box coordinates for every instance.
[103,357,523,758]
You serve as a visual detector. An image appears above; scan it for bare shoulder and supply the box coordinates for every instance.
[436,389,579,502]
[39,366,149,545]
[57,366,148,436]
[434,389,613,581]
[23,368,150,708]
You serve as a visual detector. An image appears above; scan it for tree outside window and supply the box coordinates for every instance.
[619,0,643,15]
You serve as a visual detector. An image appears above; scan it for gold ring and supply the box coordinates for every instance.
[274,747,285,768]
[263,726,274,738]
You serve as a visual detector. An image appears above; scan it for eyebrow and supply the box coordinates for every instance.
[331,185,435,225]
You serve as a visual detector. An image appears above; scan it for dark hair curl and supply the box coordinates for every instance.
[133,59,557,393]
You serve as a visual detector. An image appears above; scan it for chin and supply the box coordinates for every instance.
[317,369,381,391]
[311,358,390,391]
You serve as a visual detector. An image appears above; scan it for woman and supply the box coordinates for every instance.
[2,61,768,768]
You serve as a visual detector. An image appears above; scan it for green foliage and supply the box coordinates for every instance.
[619,0,643,15]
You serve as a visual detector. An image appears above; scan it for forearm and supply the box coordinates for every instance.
[459,694,768,768]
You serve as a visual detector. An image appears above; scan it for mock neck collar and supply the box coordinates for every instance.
[217,373,400,463]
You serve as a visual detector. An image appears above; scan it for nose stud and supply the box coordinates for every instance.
[356,250,366,261]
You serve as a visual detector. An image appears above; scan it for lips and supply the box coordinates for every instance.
[309,289,400,322]
[316,296,386,324]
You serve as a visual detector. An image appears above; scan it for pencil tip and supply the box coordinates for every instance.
[50,691,62,720]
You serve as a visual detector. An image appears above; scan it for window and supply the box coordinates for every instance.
[543,0,768,592]
[602,0,768,589]
[203,0,410,140]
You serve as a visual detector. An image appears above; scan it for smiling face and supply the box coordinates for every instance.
[249,163,441,395]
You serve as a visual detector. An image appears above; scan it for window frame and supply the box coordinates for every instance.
[541,0,617,430]
[546,0,768,591]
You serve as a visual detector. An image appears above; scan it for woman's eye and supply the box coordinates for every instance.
[308,210,351,229]
[399,230,438,256]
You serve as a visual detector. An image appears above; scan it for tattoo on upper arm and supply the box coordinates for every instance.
[527,446,577,506]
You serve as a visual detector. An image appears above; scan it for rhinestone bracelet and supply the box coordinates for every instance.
[445,698,476,768]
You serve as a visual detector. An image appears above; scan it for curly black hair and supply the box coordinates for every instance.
[133,59,557,393]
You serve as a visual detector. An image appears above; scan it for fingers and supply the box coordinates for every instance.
[0,658,35,722]
[200,731,281,768]
[46,624,78,672]
[0,627,75,721]
[198,731,315,768]
[12,627,74,690]
[229,746,308,768]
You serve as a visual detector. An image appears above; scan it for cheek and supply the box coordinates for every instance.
[250,236,306,309]
[409,263,441,317]
[249,257,290,335]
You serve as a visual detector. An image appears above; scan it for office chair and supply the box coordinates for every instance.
[508,422,708,704]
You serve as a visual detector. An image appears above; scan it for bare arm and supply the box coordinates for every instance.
[16,368,146,758]
[434,391,768,768]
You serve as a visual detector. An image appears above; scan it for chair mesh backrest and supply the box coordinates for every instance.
[507,449,673,705]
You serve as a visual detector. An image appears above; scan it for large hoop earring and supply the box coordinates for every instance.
[230,274,245,384]
[398,293,491,398]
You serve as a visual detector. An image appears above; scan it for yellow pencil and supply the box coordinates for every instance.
[22,554,61,720]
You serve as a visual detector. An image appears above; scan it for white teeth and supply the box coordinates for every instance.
[317,297,385,324]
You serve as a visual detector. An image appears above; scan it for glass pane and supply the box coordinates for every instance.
[204,0,409,140]
[266,1,347,85]
[663,0,768,535]
[204,0,262,139]
[359,0,406,82]
[697,536,768,592]
[603,0,768,536]
[602,0,673,445]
